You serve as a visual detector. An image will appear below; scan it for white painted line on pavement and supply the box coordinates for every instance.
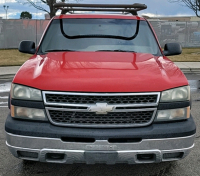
[0,102,8,105]
[0,96,8,99]
[0,82,11,93]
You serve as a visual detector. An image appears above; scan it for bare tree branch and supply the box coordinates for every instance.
[168,0,200,17]
[18,0,82,18]
[27,0,49,13]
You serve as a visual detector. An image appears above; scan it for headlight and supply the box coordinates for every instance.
[160,86,190,102]
[11,84,42,101]
[11,105,47,121]
[155,107,190,121]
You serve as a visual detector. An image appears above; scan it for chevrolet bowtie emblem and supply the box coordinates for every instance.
[89,103,114,114]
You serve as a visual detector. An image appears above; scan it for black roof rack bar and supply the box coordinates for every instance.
[54,3,147,15]
[60,8,144,15]
[54,3,147,9]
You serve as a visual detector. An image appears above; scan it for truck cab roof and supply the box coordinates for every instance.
[53,14,146,21]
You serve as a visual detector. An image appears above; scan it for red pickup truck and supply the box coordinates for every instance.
[5,3,196,164]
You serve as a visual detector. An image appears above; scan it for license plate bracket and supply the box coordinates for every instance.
[84,151,118,164]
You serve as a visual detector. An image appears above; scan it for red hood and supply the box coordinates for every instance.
[13,52,188,92]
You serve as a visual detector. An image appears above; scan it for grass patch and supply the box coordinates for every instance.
[0,48,200,66]
[0,49,30,66]
[168,48,200,62]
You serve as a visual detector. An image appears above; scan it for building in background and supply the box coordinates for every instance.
[144,16,200,22]
[144,16,200,47]
[45,14,50,20]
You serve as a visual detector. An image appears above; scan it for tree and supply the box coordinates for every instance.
[18,0,82,19]
[168,0,200,17]
[20,11,32,19]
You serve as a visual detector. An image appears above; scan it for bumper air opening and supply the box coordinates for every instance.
[108,138,142,143]
[46,153,65,161]
[163,152,184,160]
[61,137,95,143]
[137,153,156,162]
[17,151,38,159]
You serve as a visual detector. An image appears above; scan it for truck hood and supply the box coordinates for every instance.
[13,52,188,92]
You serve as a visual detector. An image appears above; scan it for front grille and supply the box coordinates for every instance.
[44,92,159,128]
[48,110,154,126]
[45,94,158,104]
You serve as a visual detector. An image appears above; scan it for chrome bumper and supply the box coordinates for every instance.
[6,133,195,164]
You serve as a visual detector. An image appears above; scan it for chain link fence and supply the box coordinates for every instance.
[149,20,200,48]
[0,19,49,49]
[0,19,200,49]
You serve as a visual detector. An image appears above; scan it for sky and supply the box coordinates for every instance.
[0,0,196,19]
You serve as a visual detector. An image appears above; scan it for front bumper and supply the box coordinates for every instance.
[6,133,194,164]
[5,114,196,164]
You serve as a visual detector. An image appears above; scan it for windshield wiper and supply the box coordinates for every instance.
[96,49,136,53]
[45,49,76,52]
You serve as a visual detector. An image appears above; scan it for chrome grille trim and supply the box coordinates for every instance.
[45,106,156,113]
[42,91,161,108]
[45,108,157,128]
[42,91,160,128]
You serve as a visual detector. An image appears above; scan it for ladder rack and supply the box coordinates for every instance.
[54,3,147,15]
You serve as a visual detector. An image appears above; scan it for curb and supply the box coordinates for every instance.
[0,74,15,80]
[180,69,200,74]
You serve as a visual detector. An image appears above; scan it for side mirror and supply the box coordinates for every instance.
[18,41,36,54]
[163,43,182,56]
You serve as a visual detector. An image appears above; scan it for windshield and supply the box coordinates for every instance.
[38,18,161,55]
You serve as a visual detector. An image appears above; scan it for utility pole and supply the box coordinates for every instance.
[3,5,9,19]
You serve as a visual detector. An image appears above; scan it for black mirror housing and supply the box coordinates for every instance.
[19,41,36,54]
[163,43,182,56]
